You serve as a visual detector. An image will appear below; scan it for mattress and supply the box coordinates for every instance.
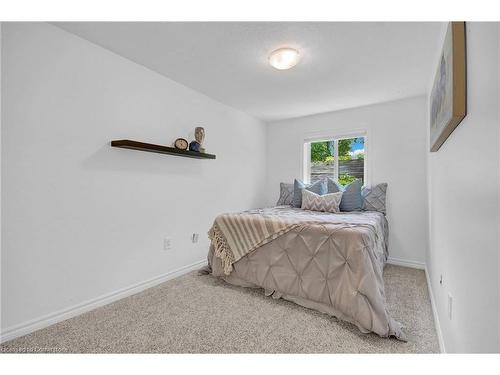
[207,206,405,340]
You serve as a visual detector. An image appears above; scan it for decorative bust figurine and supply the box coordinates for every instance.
[195,127,205,153]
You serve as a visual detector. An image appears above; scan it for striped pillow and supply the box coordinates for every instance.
[301,189,343,213]
[292,179,327,208]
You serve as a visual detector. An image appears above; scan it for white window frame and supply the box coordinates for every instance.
[302,129,369,186]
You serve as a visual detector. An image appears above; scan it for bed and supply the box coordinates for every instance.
[206,205,405,340]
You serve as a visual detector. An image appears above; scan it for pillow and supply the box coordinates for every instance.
[301,189,343,213]
[326,178,363,212]
[292,179,326,208]
[276,182,294,206]
[362,183,388,213]
[326,178,341,194]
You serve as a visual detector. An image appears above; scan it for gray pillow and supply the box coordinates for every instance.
[326,178,341,194]
[327,178,363,212]
[276,182,294,206]
[292,179,326,208]
[362,183,388,213]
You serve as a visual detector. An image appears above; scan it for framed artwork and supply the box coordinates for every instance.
[429,22,467,152]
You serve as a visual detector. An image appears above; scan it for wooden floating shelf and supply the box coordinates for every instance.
[111,140,216,159]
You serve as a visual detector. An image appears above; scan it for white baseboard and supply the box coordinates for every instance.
[424,265,446,353]
[387,256,425,270]
[0,259,207,344]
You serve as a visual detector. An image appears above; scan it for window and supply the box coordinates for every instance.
[304,134,366,186]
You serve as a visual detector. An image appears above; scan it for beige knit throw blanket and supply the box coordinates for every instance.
[208,211,303,275]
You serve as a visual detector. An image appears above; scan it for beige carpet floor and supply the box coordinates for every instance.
[0,264,439,353]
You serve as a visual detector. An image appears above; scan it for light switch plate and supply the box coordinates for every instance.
[164,237,172,251]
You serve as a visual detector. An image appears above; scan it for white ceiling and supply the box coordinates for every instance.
[54,22,442,122]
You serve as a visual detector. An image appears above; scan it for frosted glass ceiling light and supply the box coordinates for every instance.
[269,48,300,70]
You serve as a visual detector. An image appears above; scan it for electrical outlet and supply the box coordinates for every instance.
[448,293,453,320]
[192,233,199,243]
[163,237,173,251]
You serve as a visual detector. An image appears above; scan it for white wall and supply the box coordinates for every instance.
[1,23,267,335]
[497,22,500,356]
[0,24,2,329]
[426,22,500,353]
[266,96,428,265]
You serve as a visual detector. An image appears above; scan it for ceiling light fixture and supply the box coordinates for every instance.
[268,48,300,70]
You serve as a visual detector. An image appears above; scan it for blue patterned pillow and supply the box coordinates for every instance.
[292,179,326,208]
[327,178,363,212]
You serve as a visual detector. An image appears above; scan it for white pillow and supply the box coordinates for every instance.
[301,189,343,213]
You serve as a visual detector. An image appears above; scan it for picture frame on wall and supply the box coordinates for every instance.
[429,21,467,152]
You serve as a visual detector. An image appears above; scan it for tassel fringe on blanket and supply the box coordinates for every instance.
[208,225,235,275]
